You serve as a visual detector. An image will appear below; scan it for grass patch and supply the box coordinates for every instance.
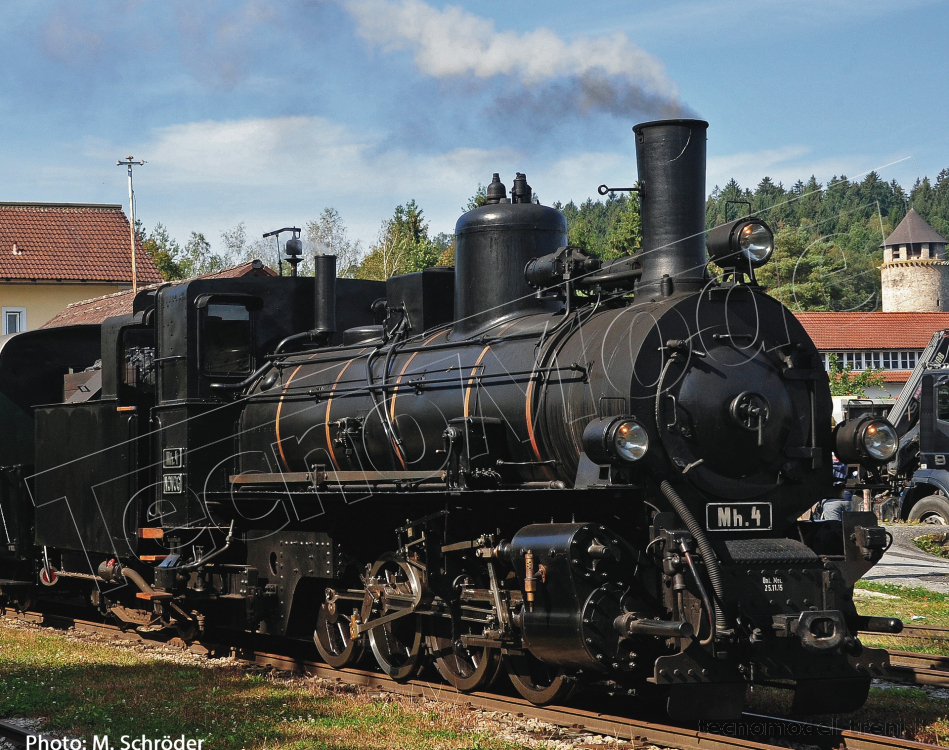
[915,534,949,560]
[0,623,521,750]
[853,580,949,655]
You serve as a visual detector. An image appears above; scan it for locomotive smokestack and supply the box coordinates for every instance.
[313,253,337,338]
[633,119,709,297]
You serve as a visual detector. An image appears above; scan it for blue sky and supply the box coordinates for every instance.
[1,0,946,259]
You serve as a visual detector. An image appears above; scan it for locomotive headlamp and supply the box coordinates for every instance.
[706,217,774,269]
[582,416,649,464]
[834,415,898,465]
[861,420,899,462]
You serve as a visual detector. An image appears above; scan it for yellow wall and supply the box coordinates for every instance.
[0,282,128,330]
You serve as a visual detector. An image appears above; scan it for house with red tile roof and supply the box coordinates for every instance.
[0,202,162,333]
[794,311,949,397]
[41,259,277,328]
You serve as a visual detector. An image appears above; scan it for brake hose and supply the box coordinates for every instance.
[660,480,729,636]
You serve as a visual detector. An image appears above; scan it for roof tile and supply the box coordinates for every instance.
[40,259,277,327]
[0,202,162,283]
[794,311,949,350]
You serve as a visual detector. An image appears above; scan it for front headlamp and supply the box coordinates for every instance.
[707,217,774,270]
[834,416,898,465]
[582,416,649,464]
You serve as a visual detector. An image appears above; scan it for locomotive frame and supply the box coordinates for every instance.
[0,119,901,720]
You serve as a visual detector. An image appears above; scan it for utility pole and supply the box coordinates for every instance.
[117,156,145,294]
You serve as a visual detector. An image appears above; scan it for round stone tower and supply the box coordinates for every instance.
[880,208,949,312]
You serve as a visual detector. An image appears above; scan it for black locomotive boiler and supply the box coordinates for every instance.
[0,119,902,720]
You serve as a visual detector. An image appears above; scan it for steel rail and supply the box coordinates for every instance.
[865,624,949,641]
[884,649,949,686]
[0,719,34,748]
[0,608,938,750]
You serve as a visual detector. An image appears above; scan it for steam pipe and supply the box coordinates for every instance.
[174,520,236,572]
[121,567,155,594]
[209,361,274,391]
[314,254,337,338]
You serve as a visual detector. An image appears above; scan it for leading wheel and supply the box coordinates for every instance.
[506,652,577,705]
[176,617,200,641]
[427,612,502,692]
[908,493,949,525]
[367,554,426,681]
[314,593,366,668]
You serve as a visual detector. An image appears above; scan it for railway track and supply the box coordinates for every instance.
[0,719,34,748]
[0,607,938,750]
[885,649,949,687]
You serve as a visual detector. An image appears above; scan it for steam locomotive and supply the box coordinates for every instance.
[0,119,903,720]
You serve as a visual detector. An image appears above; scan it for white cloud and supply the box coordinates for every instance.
[707,146,813,188]
[82,115,528,250]
[135,115,521,194]
[72,113,916,263]
[85,114,650,255]
[343,0,678,96]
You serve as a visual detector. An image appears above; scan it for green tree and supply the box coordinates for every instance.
[432,231,454,267]
[220,222,270,268]
[178,232,227,277]
[354,201,440,280]
[306,207,364,277]
[827,354,885,397]
[553,193,641,259]
[353,218,410,280]
[464,185,487,212]
[606,194,642,258]
[142,224,184,281]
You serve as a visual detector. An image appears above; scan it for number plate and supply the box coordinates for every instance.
[706,502,772,531]
[163,448,183,468]
[163,474,183,494]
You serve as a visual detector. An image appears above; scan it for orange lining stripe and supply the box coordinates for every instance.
[324,353,364,471]
[464,321,520,419]
[387,332,443,470]
[525,324,552,464]
[464,345,492,419]
[525,376,544,462]
[389,332,443,421]
[275,363,306,472]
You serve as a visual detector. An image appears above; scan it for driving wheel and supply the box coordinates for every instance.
[314,590,366,668]
[367,554,426,681]
[506,652,577,705]
[427,609,502,692]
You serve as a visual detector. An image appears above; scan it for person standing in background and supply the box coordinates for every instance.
[821,453,853,520]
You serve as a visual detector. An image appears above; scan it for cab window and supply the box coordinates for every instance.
[937,383,949,421]
[201,303,253,376]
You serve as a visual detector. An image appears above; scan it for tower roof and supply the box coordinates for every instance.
[882,208,946,247]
